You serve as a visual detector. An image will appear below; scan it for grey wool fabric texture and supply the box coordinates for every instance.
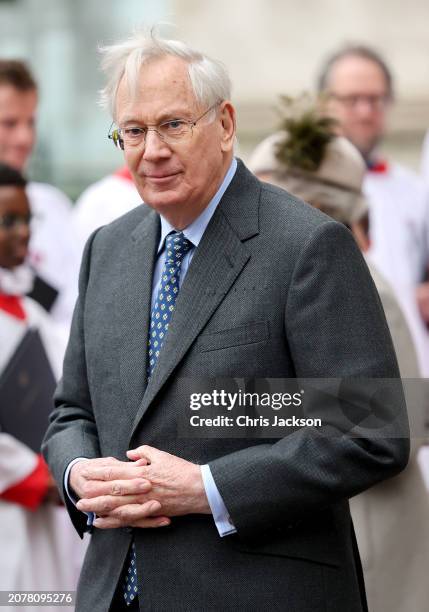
[43,161,409,612]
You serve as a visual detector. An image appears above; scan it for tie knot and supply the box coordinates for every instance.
[165,231,193,264]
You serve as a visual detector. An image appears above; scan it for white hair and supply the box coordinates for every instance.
[99,29,232,118]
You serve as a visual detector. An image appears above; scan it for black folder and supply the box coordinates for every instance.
[27,274,59,313]
[0,329,56,453]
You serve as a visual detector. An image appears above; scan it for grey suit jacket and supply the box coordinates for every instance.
[43,161,409,612]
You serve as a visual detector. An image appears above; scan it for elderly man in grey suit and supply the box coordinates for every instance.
[42,31,409,612]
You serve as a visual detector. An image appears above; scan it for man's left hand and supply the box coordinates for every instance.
[76,446,211,528]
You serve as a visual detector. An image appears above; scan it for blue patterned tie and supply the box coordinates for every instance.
[122,231,193,605]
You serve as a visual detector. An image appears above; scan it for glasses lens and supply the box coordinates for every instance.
[332,93,388,110]
[158,120,191,142]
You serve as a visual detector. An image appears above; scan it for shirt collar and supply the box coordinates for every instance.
[0,264,34,296]
[157,157,237,253]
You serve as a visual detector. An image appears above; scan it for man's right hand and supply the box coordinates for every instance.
[69,456,170,528]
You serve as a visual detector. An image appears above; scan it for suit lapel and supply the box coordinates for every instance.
[129,161,261,438]
[116,209,160,424]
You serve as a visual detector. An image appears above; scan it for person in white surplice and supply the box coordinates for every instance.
[317,45,429,375]
[0,59,80,330]
[0,163,87,612]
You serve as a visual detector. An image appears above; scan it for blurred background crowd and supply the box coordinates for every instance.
[2,1,429,611]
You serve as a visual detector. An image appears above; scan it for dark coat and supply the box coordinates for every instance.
[43,160,409,612]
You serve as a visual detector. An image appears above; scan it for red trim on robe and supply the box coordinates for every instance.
[114,166,134,182]
[0,293,26,321]
[367,160,389,174]
[0,454,51,510]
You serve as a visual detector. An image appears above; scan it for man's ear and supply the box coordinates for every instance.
[219,101,236,152]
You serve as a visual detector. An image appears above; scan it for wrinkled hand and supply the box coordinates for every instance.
[76,447,210,529]
[71,456,169,529]
[416,281,429,324]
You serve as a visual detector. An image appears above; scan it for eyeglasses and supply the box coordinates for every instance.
[108,103,220,150]
[329,93,390,110]
[0,213,32,230]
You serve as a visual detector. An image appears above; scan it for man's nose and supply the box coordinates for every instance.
[354,99,379,118]
[142,129,171,161]
[14,222,31,242]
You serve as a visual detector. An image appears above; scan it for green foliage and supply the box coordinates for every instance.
[275,95,337,172]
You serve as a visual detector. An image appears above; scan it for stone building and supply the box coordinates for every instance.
[0,0,428,195]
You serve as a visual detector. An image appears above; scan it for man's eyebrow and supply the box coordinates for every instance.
[120,109,194,126]
[157,110,193,122]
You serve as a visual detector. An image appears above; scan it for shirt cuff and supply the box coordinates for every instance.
[64,457,94,528]
[201,464,236,537]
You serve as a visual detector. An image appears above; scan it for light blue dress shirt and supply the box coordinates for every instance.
[65,157,238,537]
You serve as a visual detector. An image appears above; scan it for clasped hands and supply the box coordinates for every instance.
[71,446,210,529]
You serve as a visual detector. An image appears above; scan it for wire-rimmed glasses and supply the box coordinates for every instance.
[107,102,220,150]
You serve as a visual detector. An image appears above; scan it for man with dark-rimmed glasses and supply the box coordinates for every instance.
[318,45,429,360]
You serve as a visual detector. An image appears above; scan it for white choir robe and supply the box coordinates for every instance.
[364,161,429,375]
[73,167,141,257]
[420,129,429,187]
[0,290,87,612]
[27,182,81,332]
